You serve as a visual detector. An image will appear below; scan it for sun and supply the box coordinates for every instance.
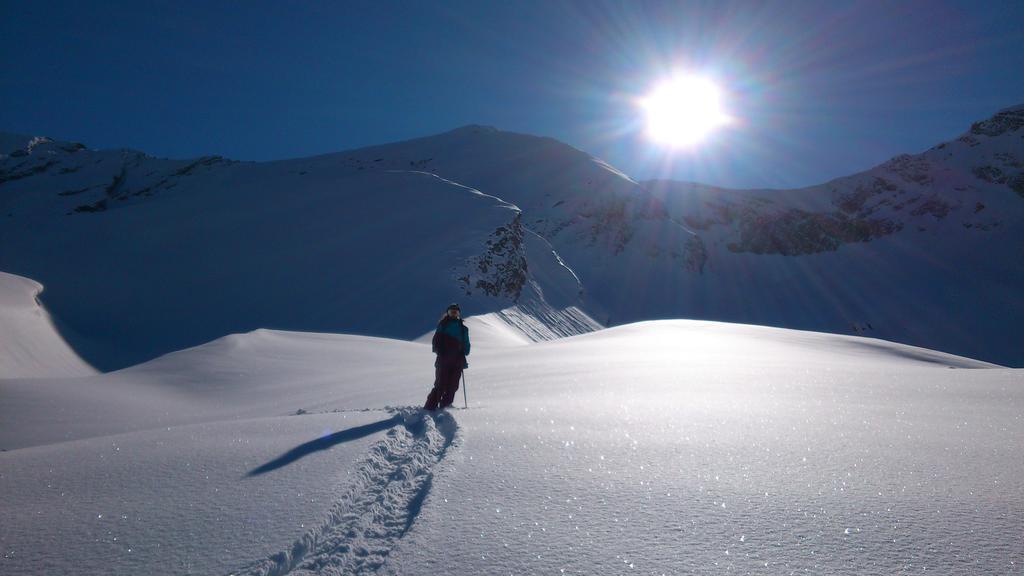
[640,75,731,147]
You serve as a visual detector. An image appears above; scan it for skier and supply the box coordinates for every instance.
[424,303,470,410]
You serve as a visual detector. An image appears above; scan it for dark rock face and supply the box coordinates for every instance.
[1,135,237,216]
[972,165,1006,184]
[971,151,1024,199]
[884,155,933,185]
[72,153,233,213]
[0,158,58,184]
[680,203,733,231]
[577,198,635,254]
[706,106,1024,258]
[970,108,1024,137]
[909,196,954,219]
[460,213,528,300]
[679,235,707,272]
[727,208,901,255]
[1009,174,1024,198]
[836,177,900,217]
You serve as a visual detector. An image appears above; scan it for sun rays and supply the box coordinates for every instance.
[639,74,732,147]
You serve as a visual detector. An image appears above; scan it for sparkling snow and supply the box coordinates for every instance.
[2,308,1020,575]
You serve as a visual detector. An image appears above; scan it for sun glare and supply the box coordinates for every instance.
[640,75,731,147]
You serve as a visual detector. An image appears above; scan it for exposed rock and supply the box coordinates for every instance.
[73,198,108,213]
[681,202,737,230]
[993,152,1022,168]
[1009,174,1024,198]
[0,159,58,184]
[58,186,92,197]
[104,166,128,197]
[727,209,901,255]
[957,134,981,147]
[910,196,954,219]
[59,142,87,153]
[970,108,1024,137]
[836,177,899,217]
[676,235,707,273]
[972,165,1006,184]
[459,213,528,300]
[577,198,635,254]
[884,154,933,185]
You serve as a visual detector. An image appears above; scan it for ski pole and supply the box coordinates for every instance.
[462,371,468,409]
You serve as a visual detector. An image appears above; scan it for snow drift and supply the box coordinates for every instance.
[0,271,95,378]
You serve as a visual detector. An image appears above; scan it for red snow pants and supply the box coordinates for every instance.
[424,355,464,410]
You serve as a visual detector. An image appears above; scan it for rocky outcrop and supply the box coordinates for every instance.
[1009,174,1024,198]
[727,208,901,255]
[577,197,635,254]
[0,158,58,184]
[835,176,901,217]
[883,154,934,186]
[970,106,1024,137]
[678,235,707,272]
[458,213,529,300]
[71,153,233,213]
[970,150,1024,199]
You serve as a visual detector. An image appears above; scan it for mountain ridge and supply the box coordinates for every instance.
[2,104,1022,367]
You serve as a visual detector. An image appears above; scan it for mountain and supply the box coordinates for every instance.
[2,119,1022,575]
[0,132,602,370]
[643,104,1024,366]
[2,106,1022,368]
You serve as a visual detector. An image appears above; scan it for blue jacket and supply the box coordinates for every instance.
[432,317,470,357]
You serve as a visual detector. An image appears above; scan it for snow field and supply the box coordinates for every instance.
[234,408,456,576]
[1,319,1021,575]
[1,411,395,575]
[0,330,429,450]
[386,322,1021,574]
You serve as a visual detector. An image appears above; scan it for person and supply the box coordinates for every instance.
[424,303,470,410]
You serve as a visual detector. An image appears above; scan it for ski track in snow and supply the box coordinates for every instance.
[229,407,457,576]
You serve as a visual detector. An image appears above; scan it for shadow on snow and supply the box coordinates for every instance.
[246,415,402,477]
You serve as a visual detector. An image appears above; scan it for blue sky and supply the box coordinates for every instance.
[2,0,1022,189]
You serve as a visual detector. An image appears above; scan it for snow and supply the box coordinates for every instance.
[0,271,95,377]
[434,313,533,348]
[1,107,1022,573]
[2,113,1022,367]
[3,411,399,575]
[0,161,599,370]
[2,305,1020,574]
[643,113,1024,367]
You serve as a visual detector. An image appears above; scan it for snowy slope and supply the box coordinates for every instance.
[0,122,705,369]
[291,125,707,323]
[0,271,95,378]
[265,113,1024,365]
[0,141,594,370]
[2,105,1023,370]
[1,321,1019,575]
[644,105,1024,366]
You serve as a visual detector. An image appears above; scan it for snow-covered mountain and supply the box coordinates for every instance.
[644,105,1024,366]
[2,105,1022,368]
[1,110,1022,574]
[0,132,600,370]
